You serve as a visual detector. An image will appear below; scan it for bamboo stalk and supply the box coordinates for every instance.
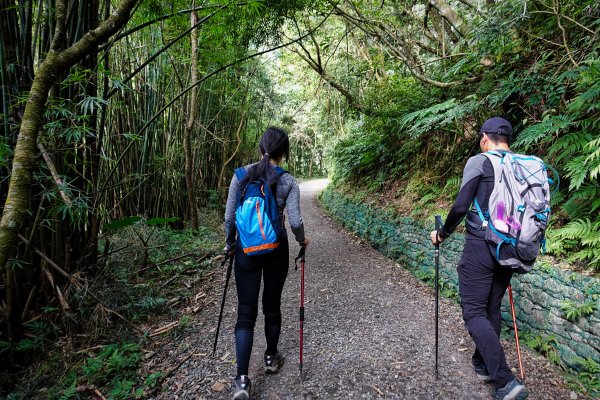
[41,263,70,311]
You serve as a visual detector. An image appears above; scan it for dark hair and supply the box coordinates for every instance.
[239,126,290,190]
[481,125,513,145]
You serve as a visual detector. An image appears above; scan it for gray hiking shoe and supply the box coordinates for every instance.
[233,375,251,400]
[493,378,529,400]
[264,352,285,374]
[471,358,492,383]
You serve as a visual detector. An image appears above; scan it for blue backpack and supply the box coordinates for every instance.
[234,166,286,256]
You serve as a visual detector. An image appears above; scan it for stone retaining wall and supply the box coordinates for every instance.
[320,187,600,371]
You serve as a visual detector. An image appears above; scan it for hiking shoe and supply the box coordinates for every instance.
[493,378,529,400]
[264,352,285,374]
[233,375,251,400]
[471,358,492,383]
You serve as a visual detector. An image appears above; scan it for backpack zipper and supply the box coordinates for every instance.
[256,201,267,240]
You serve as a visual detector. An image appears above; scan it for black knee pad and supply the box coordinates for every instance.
[236,304,258,331]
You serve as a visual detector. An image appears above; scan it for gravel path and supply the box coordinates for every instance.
[147,180,577,399]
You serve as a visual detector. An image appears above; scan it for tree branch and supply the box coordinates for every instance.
[105,3,228,99]
[50,0,67,51]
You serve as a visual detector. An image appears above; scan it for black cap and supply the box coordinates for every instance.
[480,117,513,136]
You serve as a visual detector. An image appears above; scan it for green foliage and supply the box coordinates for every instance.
[533,259,555,275]
[521,332,563,367]
[318,0,600,270]
[399,96,482,139]
[0,321,49,354]
[0,135,12,169]
[442,176,461,199]
[565,357,600,397]
[103,216,144,231]
[414,269,459,300]
[575,358,600,392]
[78,96,108,116]
[81,343,141,383]
[145,371,163,388]
[328,122,386,183]
[512,115,575,152]
[146,217,180,226]
[560,299,598,322]
[58,382,78,400]
[51,343,143,400]
[552,219,600,270]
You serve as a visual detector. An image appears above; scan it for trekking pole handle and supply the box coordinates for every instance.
[435,215,443,235]
[295,247,306,270]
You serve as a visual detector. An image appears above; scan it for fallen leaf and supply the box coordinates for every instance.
[211,381,226,392]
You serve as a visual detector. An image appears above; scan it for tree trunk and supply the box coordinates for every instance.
[184,11,200,229]
[0,0,138,272]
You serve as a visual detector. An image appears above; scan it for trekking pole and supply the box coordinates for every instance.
[295,246,306,380]
[508,284,525,380]
[212,253,234,356]
[434,215,443,380]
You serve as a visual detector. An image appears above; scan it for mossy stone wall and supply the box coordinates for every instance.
[320,187,599,371]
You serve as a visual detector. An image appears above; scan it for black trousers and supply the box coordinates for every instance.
[234,237,289,376]
[457,238,514,388]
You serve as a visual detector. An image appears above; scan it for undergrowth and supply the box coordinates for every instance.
[2,218,222,399]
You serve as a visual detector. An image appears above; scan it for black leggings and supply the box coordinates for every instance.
[234,237,289,376]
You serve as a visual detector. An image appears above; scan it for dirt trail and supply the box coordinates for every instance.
[148,180,576,399]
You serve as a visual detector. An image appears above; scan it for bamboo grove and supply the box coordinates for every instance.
[0,0,324,370]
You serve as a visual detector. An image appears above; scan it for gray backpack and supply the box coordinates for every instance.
[474,151,552,273]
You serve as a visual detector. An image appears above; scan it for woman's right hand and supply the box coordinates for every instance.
[223,244,235,257]
[299,238,309,248]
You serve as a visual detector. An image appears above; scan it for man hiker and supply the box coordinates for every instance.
[430,117,529,400]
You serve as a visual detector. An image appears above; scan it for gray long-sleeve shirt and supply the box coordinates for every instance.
[224,164,305,248]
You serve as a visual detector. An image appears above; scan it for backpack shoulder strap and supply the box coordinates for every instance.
[480,151,506,181]
[234,167,247,181]
[481,150,506,162]
[273,166,288,176]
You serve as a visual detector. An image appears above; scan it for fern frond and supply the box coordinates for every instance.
[547,131,591,163]
[553,218,599,240]
[561,184,600,217]
[443,176,461,196]
[564,155,591,191]
[567,80,600,114]
[584,137,600,180]
[569,247,600,269]
[513,115,573,152]
[398,97,482,138]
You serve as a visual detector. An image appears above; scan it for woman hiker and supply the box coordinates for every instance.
[224,126,309,400]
